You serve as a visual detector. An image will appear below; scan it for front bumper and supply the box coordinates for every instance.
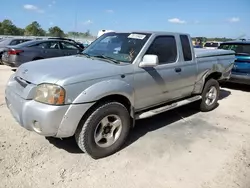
[227,73,250,85]
[5,86,94,137]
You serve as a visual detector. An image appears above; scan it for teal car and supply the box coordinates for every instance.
[218,40,250,85]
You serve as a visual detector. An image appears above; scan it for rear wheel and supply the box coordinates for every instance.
[75,102,131,159]
[200,79,220,112]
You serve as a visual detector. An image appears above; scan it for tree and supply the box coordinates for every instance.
[84,30,91,37]
[24,21,46,36]
[67,30,92,38]
[0,22,2,35]
[17,28,25,36]
[0,19,23,35]
[48,26,65,37]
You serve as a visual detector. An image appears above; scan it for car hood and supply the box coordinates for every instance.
[15,55,129,85]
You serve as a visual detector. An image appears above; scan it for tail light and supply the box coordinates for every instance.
[8,49,23,55]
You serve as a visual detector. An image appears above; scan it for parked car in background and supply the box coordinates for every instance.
[48,37,85,50]
[2,38,84,67]
[97,29,114,38]
[5,31,235,159]
[0,38,32,64]
[203,41,222,49]
[218,40,250,85]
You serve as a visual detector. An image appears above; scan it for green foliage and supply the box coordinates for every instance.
[0,19,93,37]
[67,30,91,38]
[192,37,234,42]
[0,19,24,35]
[24,21,46,36]
[48,26,65,37]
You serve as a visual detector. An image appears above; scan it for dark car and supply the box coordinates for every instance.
[0,38,31,64]
[218,40,250,85]
[2,38,84,67]
[48,37,85,50]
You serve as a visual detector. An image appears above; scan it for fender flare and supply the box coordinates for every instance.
[72,79,135,106]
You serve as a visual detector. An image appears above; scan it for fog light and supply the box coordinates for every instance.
[32,120,41,133]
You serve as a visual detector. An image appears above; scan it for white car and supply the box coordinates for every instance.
[203,42,222,49]
[97,29,114,38]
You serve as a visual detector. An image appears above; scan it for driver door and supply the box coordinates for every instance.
[133,35,185,111]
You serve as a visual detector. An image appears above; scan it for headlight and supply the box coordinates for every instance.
[34,83,65,105]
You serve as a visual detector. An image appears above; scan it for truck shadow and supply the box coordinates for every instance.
[46,136,82,154]
[219,88,231,100]
[221,83,250,92]
[45,89,231,154]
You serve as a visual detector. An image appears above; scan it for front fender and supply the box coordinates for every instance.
[72,79,135,106]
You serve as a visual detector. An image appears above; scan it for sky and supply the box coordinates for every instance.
[1,0,250,38]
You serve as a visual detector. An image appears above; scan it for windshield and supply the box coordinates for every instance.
[218,43,250,55]
[83,32,151,63]
[204,42,219,47]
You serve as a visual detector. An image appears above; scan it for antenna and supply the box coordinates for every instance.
[235,34,246,40]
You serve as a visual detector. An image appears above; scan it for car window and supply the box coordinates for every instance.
[36,41,60,49]
[60,41,79,50]
[146,36,177,64]
[10,40,21,45]
[180,35,192,61]
[218,43,250,55]
[19,39,30,44]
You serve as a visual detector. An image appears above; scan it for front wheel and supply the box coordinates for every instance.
[200,79,220,112]
[75,102,131,159]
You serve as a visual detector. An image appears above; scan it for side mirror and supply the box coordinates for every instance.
[139,54,159,68]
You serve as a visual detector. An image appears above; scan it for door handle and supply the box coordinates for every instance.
[175,67,182,73]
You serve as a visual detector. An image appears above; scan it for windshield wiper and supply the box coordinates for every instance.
[92,54,120,64]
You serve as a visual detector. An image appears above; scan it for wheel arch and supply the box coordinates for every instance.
[75,94,135,137]
[194,71,222,94]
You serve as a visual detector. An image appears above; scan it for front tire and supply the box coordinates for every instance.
[200,79,220,112]
[75,102,131,159]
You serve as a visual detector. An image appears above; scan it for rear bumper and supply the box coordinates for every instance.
[227,73,250,85]
[2,60,17,67]
[2,54,22,67]
[5,85,94,137]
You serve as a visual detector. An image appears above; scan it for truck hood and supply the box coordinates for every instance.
[15,55,127,85]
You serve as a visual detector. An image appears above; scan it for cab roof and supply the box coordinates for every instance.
[111,30,190,36]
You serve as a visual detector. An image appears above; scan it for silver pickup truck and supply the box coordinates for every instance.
[5,31,235,159]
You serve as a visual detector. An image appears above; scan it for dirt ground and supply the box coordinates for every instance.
[1,65,250,188]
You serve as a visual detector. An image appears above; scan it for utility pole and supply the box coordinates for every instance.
[74,0,78,39]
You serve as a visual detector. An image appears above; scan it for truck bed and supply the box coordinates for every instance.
[194,48,235,58]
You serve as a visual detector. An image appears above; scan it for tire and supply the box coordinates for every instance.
[199,79,220,112]
[75,102,131,159]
